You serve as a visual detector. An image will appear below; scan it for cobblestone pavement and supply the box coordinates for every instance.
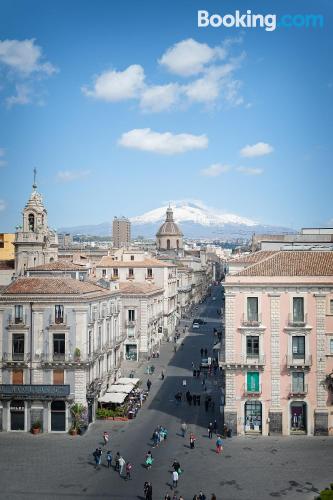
[0,287,333,500]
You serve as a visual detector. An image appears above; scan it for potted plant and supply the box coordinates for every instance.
[74,347,81,361]
[70,402,87,435]
[31,420,42,434]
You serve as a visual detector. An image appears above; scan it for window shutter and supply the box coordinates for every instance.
[53,369,64,385]
[13,369,23,384]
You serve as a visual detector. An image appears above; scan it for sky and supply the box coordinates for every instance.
[0,0,332,232]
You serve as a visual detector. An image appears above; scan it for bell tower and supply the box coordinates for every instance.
[14,169,58,275]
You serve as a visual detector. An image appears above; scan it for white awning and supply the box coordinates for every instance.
[116,377,140,386]
[98,392,128,404]
[107,384,134,394]
[213,342,221,350]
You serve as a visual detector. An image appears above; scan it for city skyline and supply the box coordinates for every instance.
[0,0,332,232]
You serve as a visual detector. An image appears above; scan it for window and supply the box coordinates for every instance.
[128,268,134,278]
[167,239,170,250]
[292,372,305,393]
[12,369,23,385]
[98,326,102,349]
[246,372,259,392]
[147,268,153,278]
[12,334,24,361]
[292,336,305,358]
[130,255,134,261]
[113,268,118,278]
[329,338,333,355]
[128,309,135,322]
[102,269,107,277]
[246,336,259,357]
[14,305,23,324]
[127,327,135,338]
[247,297,258,323]
[55,305,64,324]
[88,330,92,356]
[330,300,333,315]
[53,334,65,360]
[293,297,304,323]
[28,213,35,231]
[53,369,64,385]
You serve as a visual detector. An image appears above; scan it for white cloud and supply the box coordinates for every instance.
[184,63,236,103]
[0,39,56,75]
[201,164,231,177]
[236,166,263,175]
[5,84,31,108]
[0,199,6,211]
[119,128,208,155]
[158,38,226,77]
[240,142,274,158]
[82,65,145,101]
[56,170,91,182]
[140,83,180,112]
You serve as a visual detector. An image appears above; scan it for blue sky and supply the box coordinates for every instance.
[0,0,332,232]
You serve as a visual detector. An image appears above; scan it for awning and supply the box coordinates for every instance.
[98,392,128,404]
[116,377,140,386]
[213,342,221,350]
[107,384,134,394]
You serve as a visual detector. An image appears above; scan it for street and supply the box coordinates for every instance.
[0,286,333,500]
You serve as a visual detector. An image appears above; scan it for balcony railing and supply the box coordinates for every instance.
[289,383,308,396]
[49,313,68,328]
[2,352,30,363]
[7,313,28,328]
[40,353,91,364]
[126,319,136,327]
[219,354,265,367]
[241,313,262,327]
[243,383,262,396]
[287,313,308,328]
[286,354,312,368]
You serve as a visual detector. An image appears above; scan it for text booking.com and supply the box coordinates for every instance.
[198,10,324,31]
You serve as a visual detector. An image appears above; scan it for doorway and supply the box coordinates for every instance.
[290,401,307,434]
[244,400,262,433]
[51,400,66,431]
[10,400,25,431]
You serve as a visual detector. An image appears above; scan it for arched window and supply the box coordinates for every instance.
[167,239,170,250]
[176,239,179,249]
[28,213,35,231]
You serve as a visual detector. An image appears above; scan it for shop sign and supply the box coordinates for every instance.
[0,384,70,398]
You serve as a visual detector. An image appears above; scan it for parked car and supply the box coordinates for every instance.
[200,357,209,368]
[192,321,200,329]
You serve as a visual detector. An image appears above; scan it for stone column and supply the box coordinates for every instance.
[314,294,328,435]
[268,293,283,434]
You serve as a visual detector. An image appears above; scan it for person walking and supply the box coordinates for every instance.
[106,450,112,468]
[152,429,159,447]
[181,421,187,437]
[164,495,171,500]
[97,448,102,467]
[147,379,152,392]
[172,470,179,489]
[145,450,153,469]
[190,432,196,449]
[115,451,120,472]
[125,462,132,480]
[172,459,181,473]
[93,448,100,469]
[103,431,109,446]
[118,455,126,476]
[198,492,206,500]
[144,481,153,500]
[213,419,217,434]
[216,435,223,454]
[208,422,213,439]
[161,371,165,380]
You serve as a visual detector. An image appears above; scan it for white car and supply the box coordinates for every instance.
[192,322,200,329]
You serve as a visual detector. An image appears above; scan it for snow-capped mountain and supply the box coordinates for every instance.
[59,201,294,240]
[131,201,257,227]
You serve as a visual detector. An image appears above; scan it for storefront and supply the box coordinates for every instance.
[125,343,138,361]
[290,401,307,434]
[244,400,262,433]
[0,384,71,432]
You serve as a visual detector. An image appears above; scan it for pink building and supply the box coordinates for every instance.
[221,251,333,436]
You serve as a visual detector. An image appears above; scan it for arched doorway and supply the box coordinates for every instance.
[244,400,262,433]
[51,401,66,431]
[290,401,307,434]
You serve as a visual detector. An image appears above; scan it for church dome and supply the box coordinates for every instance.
[156,207,183,237]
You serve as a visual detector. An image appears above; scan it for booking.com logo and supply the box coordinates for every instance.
[198,10,324,31]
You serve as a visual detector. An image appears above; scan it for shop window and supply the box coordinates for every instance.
[14,305,23,324]
[246,336,259,357]
[55,305,64,324]
[12,334,24,361]
[12,369,23,384]
[53,333,65,360]
[53,369,64,385]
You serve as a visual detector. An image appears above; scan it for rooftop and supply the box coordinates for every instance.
[229,251,277,265]
[27,260,88,271]
[235,251,333,277]
[119,282,163,295]
[96,257,176,268]
[3,277,111,296]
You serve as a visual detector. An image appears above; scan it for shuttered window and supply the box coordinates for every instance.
[53,369,64,385]
[12,369,23,384]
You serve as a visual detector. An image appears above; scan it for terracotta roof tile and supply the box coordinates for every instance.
[4,277,110,296]
[27,260,88,271]
[236,251,333,277]
[119,282,163,295]
[229,251,277,265]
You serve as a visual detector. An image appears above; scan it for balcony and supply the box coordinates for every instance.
[219,354,265,368]
[40,353,91,366]
[287,313,308,328]
[240,313,263,328]
[286,354,312,368]
[289,384,308,397]
[48,314,68,329]
[1,352,30,365]
[7,314,28,329]
[125,320,136,328]
[243,383,262,396]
